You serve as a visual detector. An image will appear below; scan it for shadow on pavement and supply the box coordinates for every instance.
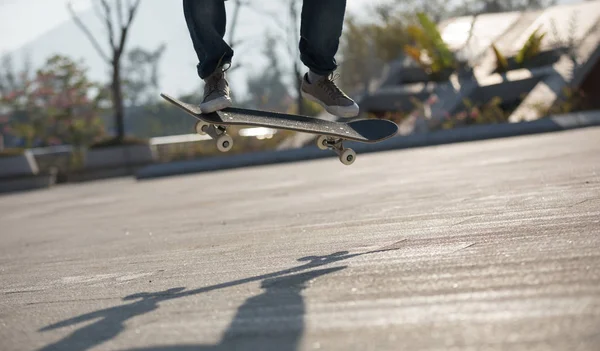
[124,267,345,351]
[38,247,399,351]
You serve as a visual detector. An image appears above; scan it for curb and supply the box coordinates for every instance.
[136,111,600,180]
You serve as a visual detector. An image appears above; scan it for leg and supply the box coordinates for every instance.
[183,0,233,112]
[299,0,346,75]
[298,0,359,118]
[183,0,233,79]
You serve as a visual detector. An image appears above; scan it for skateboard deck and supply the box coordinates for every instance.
[160,93,398,165]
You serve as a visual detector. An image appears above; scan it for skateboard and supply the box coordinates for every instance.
[160,93,398,165]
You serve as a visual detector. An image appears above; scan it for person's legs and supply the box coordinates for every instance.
[298,0,359,118]
[298,0,345,76]
[183,0,233,111]
[183,0,233,78]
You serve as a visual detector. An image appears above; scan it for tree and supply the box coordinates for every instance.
[241,34,292,112]
[0,54,40,148]
[338,11,412,95]
[0,55,105,148]
[122,44,166,107]
[35,55,106,147]
[68,0,141,142]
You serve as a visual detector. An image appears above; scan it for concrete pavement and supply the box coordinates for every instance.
[1,127,599,350]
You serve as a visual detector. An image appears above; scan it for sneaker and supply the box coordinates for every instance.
[200,68,232,113]
[301,73,359,118]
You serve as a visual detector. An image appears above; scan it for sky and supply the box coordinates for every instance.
[0,0,90,53]
[0,0,584,99]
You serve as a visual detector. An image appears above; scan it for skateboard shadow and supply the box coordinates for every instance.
[38,247,395,351]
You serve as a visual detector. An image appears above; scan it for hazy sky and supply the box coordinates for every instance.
[0,0,90,53]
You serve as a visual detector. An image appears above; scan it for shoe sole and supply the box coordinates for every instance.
[200,96,232,113]
[301,90,359,118]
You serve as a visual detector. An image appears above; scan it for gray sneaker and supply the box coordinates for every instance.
[301,73,359,118]
[200,68,232,113]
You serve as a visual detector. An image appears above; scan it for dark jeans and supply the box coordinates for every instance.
[183,0,346,79]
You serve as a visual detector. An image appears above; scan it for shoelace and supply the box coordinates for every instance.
[205,72,225,98]
[317,73,348,100]
[205,63,230,98]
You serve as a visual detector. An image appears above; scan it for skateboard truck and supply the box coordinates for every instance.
[194,119,356,165]
[195,121,233,152]
[316,135,356,165]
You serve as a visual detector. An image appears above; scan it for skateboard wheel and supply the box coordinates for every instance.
[340,148,356,165]
[217,134,233,152]
[195,121,210,135]
[316,135,329,150]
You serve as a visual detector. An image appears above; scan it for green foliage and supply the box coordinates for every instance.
[403,25,429,69]
[122,44,166,107]
[515,28,546,66]
[339,10,458,93]
[440,97,510,129]
[491,28,547,73]
[403,12,456,78]
[416,12,455,70]
[492,44,509,74]
[0,54,106,148]
[531,86,589,116]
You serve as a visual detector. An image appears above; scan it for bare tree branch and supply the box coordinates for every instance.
[115,0,141,57]
[68,0,142,141]
[67,1,110,63]
[99,0,116,51]
[126,0,141,28]
[116,0,124,28]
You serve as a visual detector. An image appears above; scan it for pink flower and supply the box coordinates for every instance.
[427,95,439,104]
